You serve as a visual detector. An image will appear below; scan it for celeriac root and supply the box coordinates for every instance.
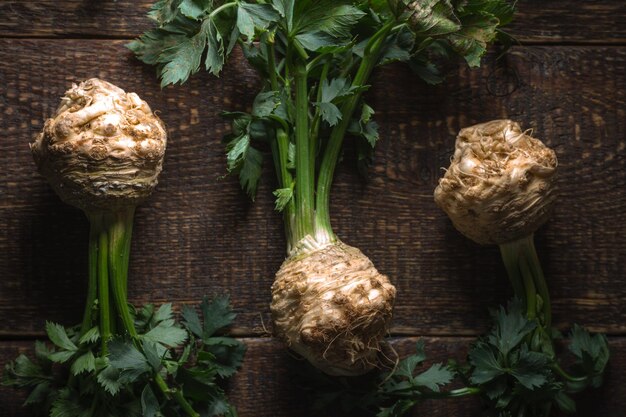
[434,120,558,245]
[271,240,396,376]
[31,78,167,211]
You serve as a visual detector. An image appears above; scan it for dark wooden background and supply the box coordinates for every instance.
[1,1,624,416]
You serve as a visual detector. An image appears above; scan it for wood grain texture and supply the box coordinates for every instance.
[0,1,625,43]
[0,40,624,338]
[0,4,624,415]
[1,336,624,417]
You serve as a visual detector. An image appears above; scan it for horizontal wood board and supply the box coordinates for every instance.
[0,1,625,416]
[0,1,625,43]
[1,337,625,417]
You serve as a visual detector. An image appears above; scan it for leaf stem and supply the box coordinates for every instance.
[293,40,309,60]
[499,242,526,301]
[81,213,101,336]
[314,21,395,240]
[268,37,296,249]
[552,363,588,383]
[388,386,481,400]
[172,388,201,417]
[209,2,237,19]
[423,386,481,399]
[310,60,330,154]
[97,219,111,355]
[293,58,315,242]
[519,250,537,320]
[267,38,279,90]
[119,212,133,294]
[106,208,138,339]
[523,235,552,328]
[154,372,200,417]
[277,128,297,248]
[500,235,552,327]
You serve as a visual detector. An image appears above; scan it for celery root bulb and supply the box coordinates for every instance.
[270,240,396,376]
[31,78,167,212]
[434,120,557,245]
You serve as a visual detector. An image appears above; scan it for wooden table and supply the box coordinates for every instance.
[1,1,624,416]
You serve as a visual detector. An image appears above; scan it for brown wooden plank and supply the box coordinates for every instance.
[0,336,624,417]
[0,40,624,337]
[0,1,625,43]
[513,0,626,44]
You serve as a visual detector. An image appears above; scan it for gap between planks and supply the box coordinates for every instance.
[2,330,626,341]
[2,35,626,47]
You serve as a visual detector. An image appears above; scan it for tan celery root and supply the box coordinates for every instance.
[434,120,557,245]
[271,239,396,376]
[31,78,167,211]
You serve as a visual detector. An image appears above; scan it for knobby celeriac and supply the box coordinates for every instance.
[130,0,515,376]
[433,120,609,417]
[298,121,609,417]
[3,79,245,417]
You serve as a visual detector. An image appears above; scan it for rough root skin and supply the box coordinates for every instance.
[270,240,396,376]
[31,78,167,212]
[434,119,558,245]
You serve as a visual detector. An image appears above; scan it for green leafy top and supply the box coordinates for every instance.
[460,300,610,416]
[3,296,245,417]
[129,0,514,86]
[129,0,514,251]
[296,299,609,417]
